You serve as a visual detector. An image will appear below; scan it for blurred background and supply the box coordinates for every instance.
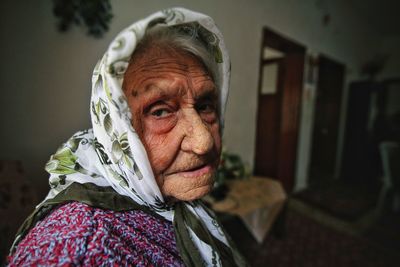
[1,0,399,265]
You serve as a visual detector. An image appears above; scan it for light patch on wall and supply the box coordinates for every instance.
[263,47,284,59]
[261,63,278,95]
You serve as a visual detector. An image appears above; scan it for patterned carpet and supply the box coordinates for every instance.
[222,207,400,267]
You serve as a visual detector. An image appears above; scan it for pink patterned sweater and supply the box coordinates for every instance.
[7,201,185,266]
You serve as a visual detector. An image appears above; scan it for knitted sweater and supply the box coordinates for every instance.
[7,201,185,266]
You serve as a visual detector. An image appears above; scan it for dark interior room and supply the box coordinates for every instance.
[1,0,399,266]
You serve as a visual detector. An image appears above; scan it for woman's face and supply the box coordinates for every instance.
[123,45,221,201]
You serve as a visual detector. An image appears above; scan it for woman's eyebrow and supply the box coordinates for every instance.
[134,84,183,101]
[131,84,166,98]
[195,86,218,100]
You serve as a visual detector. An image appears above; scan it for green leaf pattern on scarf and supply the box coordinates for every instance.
[45,147,77,175]
[108,168,129,187]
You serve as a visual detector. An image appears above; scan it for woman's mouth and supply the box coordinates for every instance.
[175,164,213,178]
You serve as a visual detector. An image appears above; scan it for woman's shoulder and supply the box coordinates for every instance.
[8,201,183,266]
[7,202,101,266]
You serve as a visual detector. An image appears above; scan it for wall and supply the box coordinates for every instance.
[379,36,400,79]
[0,0,382,197]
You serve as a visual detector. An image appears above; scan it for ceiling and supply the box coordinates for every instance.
[350,0,400,35]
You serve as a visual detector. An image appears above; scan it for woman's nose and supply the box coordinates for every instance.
[181,110,214,155]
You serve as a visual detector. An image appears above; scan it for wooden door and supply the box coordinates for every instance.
[277,53,305,191]
[254,59,284,178]
[309,55,345,180]
[254,27,305,193]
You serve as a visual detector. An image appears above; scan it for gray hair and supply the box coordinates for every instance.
[131,23,219,87]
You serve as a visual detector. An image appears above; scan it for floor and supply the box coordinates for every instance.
[221,198,400,267]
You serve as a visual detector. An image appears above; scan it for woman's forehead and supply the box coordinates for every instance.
[123,47,215,97]
[127,72,216,100]
[143,80,216,97]
[127,44,207,75]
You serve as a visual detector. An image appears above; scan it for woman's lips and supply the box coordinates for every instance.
[173,164,213,178]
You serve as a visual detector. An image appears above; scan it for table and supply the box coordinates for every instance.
[206,176,287,243]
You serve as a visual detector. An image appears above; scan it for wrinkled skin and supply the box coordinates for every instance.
[123,45,221,201]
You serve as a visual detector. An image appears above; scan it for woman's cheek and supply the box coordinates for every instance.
[214,127,222,151]
[144,115,177,134]
[143,133,170,171]
[200,112,218,124]
[210,120,222,152]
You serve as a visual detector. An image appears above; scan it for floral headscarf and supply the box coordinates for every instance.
[11,7,246,267]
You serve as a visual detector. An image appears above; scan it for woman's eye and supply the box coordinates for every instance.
[151,108,171,118]
[197,102,216,113]
[145,100,174,118]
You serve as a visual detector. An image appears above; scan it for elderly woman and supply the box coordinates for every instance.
[8,7,246,267]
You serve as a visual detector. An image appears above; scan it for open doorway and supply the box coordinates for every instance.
[254,27,305,193]
[309,55,345,183]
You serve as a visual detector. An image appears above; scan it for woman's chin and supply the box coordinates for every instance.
[160,173,215,201]
[172,185,213,201]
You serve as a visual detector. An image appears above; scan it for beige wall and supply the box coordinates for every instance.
[0,0,386,197]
